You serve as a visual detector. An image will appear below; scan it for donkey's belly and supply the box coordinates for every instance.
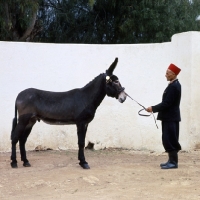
[41,118,75,125]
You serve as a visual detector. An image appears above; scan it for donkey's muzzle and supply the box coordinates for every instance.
[118,91,127,103]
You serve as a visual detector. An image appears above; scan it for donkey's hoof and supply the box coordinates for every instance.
[11,162,18,168]
[80,163,90,169]
[23,162,31,167]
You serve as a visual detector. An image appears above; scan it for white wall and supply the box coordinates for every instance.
[0,31,200,152]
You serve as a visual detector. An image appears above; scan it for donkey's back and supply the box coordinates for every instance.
[16,88,86,124]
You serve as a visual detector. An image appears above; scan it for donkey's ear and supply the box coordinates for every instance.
[106,57,118,75]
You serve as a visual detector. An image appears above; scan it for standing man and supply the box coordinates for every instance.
[146,63,181,169]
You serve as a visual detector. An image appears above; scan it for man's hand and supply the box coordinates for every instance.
[146,106,152,112]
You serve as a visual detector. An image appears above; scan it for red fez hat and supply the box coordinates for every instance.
[168,63,181,75]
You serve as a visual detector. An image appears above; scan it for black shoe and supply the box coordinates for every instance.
[160,160,169,167]
[161,162,178,169]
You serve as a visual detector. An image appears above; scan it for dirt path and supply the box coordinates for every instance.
[0,149,200,200]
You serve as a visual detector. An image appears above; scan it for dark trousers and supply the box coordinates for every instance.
[161,121,181,152]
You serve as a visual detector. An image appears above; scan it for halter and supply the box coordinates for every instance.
[106,75,111,83]
[105,75,125,94]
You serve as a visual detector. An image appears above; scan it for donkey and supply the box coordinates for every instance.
[11,58,127,169]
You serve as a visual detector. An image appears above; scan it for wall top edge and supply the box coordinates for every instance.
[0,41,170,46]
[171,31,200,41]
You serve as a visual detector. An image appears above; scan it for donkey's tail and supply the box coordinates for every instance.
[11,105,17,140]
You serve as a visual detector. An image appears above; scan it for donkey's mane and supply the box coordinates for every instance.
[82,73,105,90]
[80,73,106,108]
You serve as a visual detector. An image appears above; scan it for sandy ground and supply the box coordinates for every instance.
[0,148,200,200]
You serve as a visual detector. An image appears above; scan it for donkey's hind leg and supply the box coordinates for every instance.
[11,114,32,168]
[19,120,36,167]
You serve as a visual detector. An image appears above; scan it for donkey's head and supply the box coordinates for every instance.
[105,58,127,103]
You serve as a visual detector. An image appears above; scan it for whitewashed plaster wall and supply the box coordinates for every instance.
[0,31,200,152]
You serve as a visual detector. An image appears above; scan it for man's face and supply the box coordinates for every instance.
[165,69,176,81]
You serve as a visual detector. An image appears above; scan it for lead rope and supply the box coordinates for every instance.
[125,92,158,129]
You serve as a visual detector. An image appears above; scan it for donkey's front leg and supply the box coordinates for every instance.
[76,123,90,169]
